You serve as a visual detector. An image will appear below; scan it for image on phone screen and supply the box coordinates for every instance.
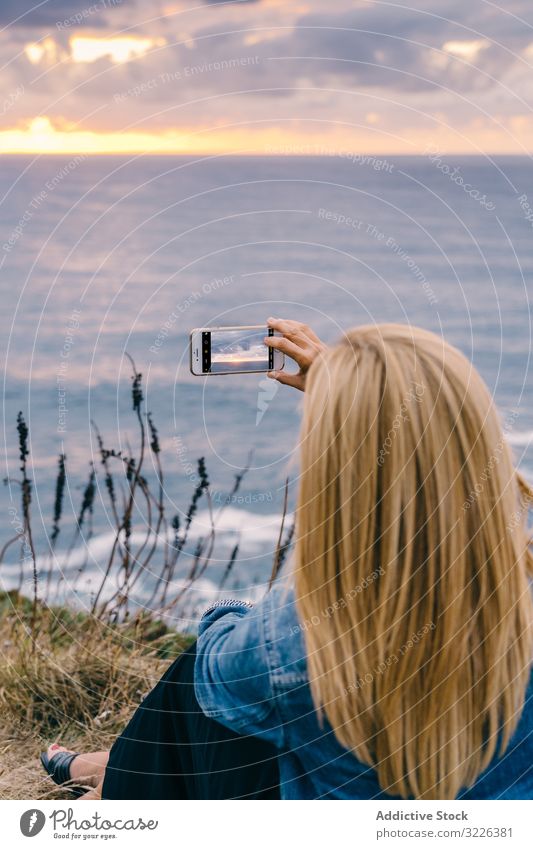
[210,328,271,373]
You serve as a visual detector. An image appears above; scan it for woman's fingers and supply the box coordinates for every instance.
[264,334,312,366]
[268,370,305,391]
[267,317,323,348]
[267,319,309,350]
[266,317,295,332]
[265,317,327,391]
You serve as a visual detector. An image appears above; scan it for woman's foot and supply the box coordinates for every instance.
[45,743,109,790]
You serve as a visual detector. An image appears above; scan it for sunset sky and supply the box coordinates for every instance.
[0,0,532,155]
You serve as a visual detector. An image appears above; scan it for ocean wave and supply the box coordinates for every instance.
[507,431,533,447]
[0,505,285,621]
[0,506,290,575]
[192,505,291,544]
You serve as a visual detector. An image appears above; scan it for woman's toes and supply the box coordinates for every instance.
[47,743,69,759]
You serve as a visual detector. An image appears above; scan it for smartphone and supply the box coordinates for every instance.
[189,325,285,376]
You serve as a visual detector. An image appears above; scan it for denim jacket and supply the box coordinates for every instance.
[194,579,533,800]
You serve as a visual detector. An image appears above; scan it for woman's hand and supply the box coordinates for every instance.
[264,318,328,392]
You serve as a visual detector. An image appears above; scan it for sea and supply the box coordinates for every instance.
[1,153,532,626]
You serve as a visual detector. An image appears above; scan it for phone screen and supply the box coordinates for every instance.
[207,327,273,373]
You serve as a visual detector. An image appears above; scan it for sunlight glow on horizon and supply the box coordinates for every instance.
[0,115,531,156]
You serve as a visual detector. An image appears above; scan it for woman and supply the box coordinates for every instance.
[41,319,533,800]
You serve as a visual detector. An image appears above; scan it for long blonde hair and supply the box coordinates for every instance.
[294,323,533,799]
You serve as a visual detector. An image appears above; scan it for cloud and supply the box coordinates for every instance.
[0,0,134,29]
[1,0,532,153]
[258,2,533,93]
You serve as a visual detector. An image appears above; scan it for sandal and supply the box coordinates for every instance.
[40,747,85,797]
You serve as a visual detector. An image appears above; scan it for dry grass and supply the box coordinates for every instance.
[0,590,193,800]
[0,363,293,800]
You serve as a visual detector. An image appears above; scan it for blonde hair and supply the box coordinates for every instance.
[294,323,533,799]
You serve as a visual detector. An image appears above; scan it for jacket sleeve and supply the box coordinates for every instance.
[193,595,286,748]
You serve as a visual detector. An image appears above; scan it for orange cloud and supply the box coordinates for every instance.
[24,35,165,67]
[70,36,165,64]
